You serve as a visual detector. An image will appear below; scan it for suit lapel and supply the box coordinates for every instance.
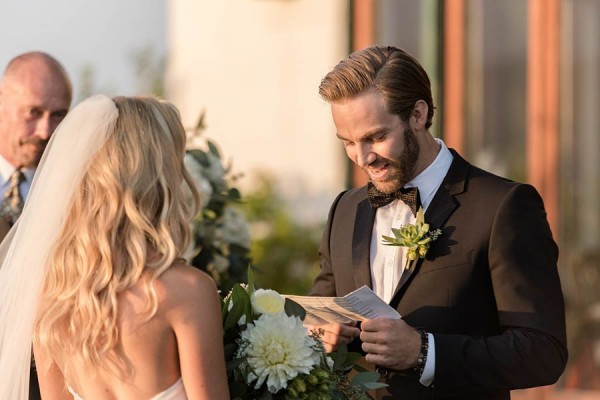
[352,198,375,289]
[389,150,470,308]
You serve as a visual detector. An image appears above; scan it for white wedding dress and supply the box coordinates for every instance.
[67,378,187,400]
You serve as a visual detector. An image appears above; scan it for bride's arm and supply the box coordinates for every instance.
[32,344,71,400]
[166,265,230,400]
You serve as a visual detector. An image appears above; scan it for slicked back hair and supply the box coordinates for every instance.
[319,45,435,129]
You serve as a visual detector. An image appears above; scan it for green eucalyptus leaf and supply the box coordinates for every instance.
[224,299,245,331]
[284,298,306,320]
[194,110,206,132]
[232,284,252,319]
[188,149,210,167]
[228,187,241,201]
[246,265,255,294]
[345,351,362,365]
[225,285,250,318]
[332,342,349,370]
[351,371,382,387]
[207,140,221,158]
[362,382,389,390]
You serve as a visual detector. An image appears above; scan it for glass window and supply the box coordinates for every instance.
[375,0,442,137]
[559,0,600,389]
[464,0,528,181]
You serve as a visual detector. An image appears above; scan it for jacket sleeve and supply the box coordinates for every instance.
[309,191,347,297]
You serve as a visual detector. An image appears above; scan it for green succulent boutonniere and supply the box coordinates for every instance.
[381,207,442,270]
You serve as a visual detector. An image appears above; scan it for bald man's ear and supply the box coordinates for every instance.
[411,100,429,130]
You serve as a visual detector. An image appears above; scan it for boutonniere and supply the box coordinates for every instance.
[381,207,442,270]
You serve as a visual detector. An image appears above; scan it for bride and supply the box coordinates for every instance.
[0,95,229,399]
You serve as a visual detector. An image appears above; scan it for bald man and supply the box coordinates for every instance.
[0,51,72,400]
[0,52,71,238]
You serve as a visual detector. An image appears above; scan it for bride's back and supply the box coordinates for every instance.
[62,261,216,400]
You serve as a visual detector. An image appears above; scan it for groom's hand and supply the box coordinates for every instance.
[306,322,360,352]
[360,318,421,371]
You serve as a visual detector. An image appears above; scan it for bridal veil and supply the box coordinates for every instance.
[0,95,118,399]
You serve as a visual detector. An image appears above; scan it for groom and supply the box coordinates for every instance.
[309,45,567,399]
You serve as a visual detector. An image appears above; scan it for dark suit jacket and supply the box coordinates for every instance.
[0,216,11,243]
[311,152,567,399]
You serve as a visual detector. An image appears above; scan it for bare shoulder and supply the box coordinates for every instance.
[156,262,221,315]
[160,261,217,291]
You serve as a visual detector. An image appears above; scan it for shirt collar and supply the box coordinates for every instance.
[0,154,35,185]
[0,155,14,183]
[405,138,453,209]
[22,168,35,183]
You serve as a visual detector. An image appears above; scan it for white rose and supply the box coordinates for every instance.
[251,289,285,315]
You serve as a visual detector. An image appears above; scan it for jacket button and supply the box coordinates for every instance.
[376,366,389,377]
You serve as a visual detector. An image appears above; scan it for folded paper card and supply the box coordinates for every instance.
[285,286,401,325]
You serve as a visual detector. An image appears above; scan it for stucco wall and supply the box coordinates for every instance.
[166,0,349,222]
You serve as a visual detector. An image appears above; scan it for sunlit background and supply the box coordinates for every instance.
[1,0,599,398]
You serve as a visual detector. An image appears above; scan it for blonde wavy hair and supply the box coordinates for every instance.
[33,96,200,375]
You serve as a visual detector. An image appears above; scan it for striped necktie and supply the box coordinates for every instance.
[0,169,25,225]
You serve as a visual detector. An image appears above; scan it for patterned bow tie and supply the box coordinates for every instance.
[0,169,25,225]
[367,182,421,216]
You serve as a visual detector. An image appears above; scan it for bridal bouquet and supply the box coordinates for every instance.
[223,269,385,399]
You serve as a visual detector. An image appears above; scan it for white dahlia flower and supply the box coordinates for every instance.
[238,313,320,393]
[251,289,285,315]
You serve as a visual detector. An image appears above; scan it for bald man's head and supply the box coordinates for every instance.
[0,52,72,168]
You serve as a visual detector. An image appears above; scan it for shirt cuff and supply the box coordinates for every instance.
[419,333,435,386]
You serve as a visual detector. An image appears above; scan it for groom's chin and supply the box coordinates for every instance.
[370,180,401,194]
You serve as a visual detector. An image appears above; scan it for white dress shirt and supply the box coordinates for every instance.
[370,138,453,386]
[0,155,35,202]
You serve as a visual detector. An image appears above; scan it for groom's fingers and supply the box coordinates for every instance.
[360,318,422,370]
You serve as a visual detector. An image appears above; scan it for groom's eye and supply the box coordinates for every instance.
[373,134,385,142]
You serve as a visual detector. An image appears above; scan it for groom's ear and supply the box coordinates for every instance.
[411,100,429,130]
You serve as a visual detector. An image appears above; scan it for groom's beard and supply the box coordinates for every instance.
[366,125,420,194]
